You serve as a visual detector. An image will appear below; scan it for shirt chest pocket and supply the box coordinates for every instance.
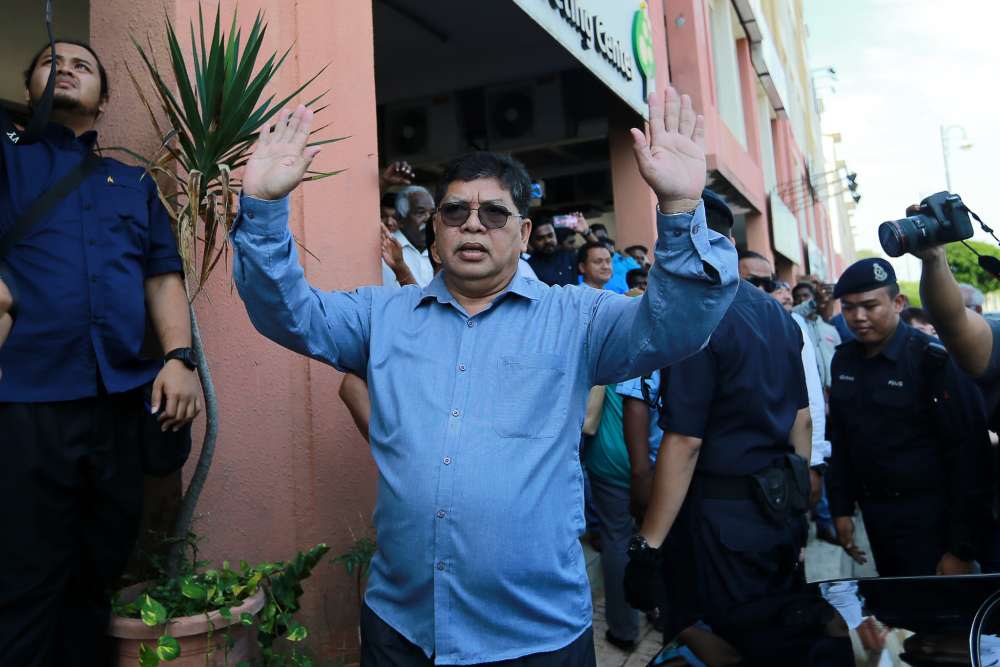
[101,180,150,248]
[492,353,567,439]
[870,383,917,413]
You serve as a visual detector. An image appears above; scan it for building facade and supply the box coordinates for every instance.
[0,0,853,659]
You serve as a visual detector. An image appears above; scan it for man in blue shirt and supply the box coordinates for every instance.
[232,88,737,665]
[0,41,199,662]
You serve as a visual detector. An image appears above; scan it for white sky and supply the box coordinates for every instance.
[804,0,1000,282]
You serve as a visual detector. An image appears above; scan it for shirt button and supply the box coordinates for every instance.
[672,230,683,237]
[83,203,93,211]
[467,320,475,328]
[451,409,460,417]
[692,224,700,234]
[88,239,96,246]
[90,276,97,283]
[443,457,452,465]
[247,211,255,219]
[457,364,466,372]
[436,561,446,571]
[436,510,446,519]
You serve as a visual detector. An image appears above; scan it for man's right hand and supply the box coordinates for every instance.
[242,105,322,201]
[835,516,868,565]
[623,546,664,612]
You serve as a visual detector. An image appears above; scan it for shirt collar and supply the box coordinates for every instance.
[879,320,911,362]
[392,229,427,256]
[415,261,543,310]
[39,120,98,149]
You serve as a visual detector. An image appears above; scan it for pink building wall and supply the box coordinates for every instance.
[94,0,381,657]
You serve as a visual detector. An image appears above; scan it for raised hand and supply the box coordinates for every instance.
[243,105,321,201]
[630,87,706,212]
[380,161,415,189]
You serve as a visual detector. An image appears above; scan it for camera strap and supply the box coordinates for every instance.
[13,0,58,146]
[955,205,1000,281]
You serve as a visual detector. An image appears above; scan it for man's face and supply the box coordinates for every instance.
[631,274,649,292]
[403,191,435,230]
[579,246,613,287]
[911,318,937,337]
[841,287,904,345]
[27,43,104,117]
[773,285,793,311]
[738,257,772,282]
[529,222,558,256]
[627,248,648,266]
[380,205,398,232]
[434,177,529,285]
[793,286,814,306]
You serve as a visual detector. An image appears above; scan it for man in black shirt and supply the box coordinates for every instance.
[527,216,599,286]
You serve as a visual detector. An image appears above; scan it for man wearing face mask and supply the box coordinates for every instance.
[231,88,738,666]
[827,258,987,577]
[0,41,197,661]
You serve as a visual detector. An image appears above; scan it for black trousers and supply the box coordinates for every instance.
[861,494,948,577]
[0,391,146,666]
[360,602,596,667]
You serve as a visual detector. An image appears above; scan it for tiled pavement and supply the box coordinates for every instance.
[589,516,877,666]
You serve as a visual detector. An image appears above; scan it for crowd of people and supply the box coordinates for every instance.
[2,38,998,667]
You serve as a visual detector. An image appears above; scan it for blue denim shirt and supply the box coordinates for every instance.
[0,117,182,401]
[231,195,737,664]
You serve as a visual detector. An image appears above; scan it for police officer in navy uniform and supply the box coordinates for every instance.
[827,258,987,577]
[624,205,849,665]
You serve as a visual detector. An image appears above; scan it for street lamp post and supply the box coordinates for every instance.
[940,124,973,191]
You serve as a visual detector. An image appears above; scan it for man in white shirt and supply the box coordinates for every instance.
[381,185,435,287]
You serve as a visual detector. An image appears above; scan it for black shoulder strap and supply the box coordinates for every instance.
[0,150,102,260]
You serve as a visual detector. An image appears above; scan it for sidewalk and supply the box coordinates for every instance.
[589,517,876,666]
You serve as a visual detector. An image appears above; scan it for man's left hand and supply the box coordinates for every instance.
[809,468,823,508]
[152,361,202,432]
[630,86,706,213]
[936,552,975,576]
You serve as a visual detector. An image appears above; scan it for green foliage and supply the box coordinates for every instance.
[113,542,330,666]
[946,241,1000,295]
[898,281,922,307]
[332,537,376,579]
[125,3,342,298]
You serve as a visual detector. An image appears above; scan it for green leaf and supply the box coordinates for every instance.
[180,577,207,601]
[138,642,161,667]
[140,594,168,627]
[218,606,232,620]
[286,622,308,642]
[156,635,181,661]
[240,612,255,626]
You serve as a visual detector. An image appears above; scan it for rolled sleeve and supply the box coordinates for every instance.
[657,350,716,438]
[144,182,183,277]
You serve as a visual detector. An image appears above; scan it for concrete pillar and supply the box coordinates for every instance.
[92,0,381,658]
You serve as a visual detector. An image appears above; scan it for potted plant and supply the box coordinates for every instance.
[106,5,340,664]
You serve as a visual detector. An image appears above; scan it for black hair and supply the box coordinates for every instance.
[590,223,608,234]
[424,221,440,271]
[624,244,647,255]
[435,152,532,216]
[555,227,574,244]
[529,217,555,238]
[887,283,900,299]
[626,268,648,288]
[793,282,817,298]
[24,40,109,101]
[900,306,928,325]
[738,249,768,263]
[380,192,397,209]
[577,241,610,268]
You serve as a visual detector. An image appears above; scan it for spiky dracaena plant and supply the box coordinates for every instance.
[125,5,342,575]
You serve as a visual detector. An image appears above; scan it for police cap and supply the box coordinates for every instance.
[833,257,897,298]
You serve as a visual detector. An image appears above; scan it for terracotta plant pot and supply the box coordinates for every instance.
[108,583,268,666]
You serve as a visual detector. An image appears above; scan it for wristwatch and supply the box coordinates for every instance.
[164,347,199,371]
[628,534,659,559]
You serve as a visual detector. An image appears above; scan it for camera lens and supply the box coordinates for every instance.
[878,221,906,257]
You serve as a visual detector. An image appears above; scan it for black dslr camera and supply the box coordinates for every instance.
[878,192,974,257]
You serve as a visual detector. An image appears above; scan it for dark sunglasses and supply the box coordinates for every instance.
[746,275,777,293]
[438,202,523,230]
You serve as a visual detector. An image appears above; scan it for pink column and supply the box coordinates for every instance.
[93,0,381,658]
